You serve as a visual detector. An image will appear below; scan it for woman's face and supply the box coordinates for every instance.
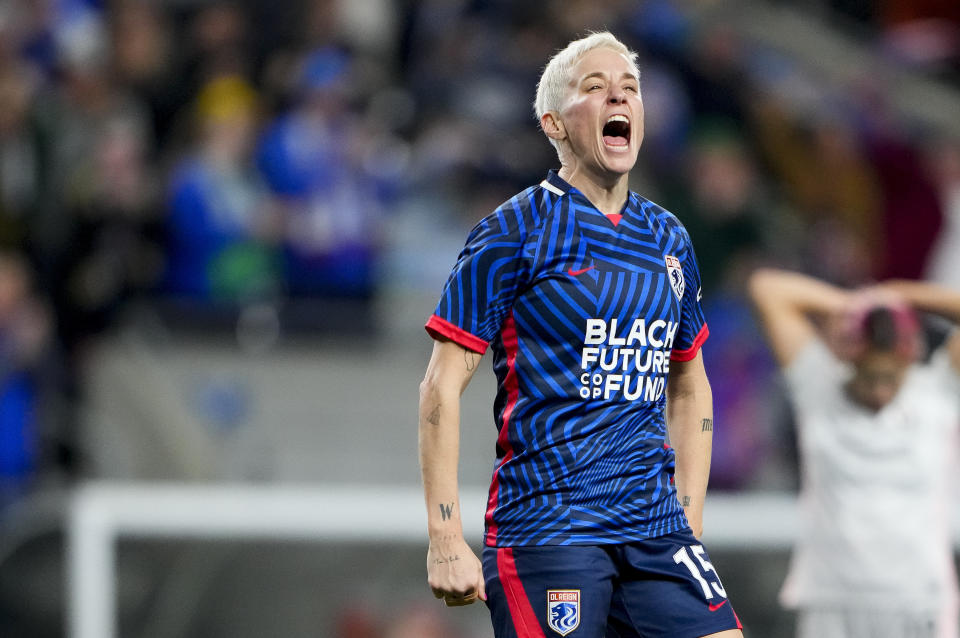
[847,350,911,412]
[554,47,644,179]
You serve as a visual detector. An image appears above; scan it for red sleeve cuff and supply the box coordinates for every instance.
[670,323,709,362]
[425,314,489,354]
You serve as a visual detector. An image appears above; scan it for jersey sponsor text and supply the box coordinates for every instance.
[580,318,677,400]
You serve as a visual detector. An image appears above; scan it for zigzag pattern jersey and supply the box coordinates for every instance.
[426,170,709,547]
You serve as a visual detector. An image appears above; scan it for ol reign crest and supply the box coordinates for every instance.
[665,255,684,300]
[547,590,580,636]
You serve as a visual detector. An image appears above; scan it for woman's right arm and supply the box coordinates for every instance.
[418,337,487,605]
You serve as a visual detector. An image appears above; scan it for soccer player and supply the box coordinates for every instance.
[418,32,743,637]
[748,268,960,638]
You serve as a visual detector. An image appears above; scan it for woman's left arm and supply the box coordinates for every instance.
[666,350,713,538]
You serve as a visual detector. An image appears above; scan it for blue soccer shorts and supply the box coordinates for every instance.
[482,528,742,638]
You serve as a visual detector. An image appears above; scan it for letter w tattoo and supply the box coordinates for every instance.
[439,502,455,520]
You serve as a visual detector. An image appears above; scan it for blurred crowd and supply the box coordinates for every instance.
[0,0,957,500]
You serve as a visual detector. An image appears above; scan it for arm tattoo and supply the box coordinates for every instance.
[681,496,691,507]
[464,350,480,371]
[427,405,441,426]
[701,418,713,432]
[439,502,455,520]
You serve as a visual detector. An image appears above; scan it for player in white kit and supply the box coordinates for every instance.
[748,268,960,638]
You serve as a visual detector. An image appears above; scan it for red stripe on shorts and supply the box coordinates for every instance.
[497,547,545,638]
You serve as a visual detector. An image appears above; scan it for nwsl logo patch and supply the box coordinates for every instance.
[665,255,684,300]
[547,590,580,636]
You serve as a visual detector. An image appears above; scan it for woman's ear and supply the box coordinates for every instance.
[541,111,565,142]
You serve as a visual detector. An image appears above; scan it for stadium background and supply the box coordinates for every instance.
[0,0,958,636]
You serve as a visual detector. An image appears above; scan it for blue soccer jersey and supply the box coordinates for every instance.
[426,170,709,547]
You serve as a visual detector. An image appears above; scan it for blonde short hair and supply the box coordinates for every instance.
[534,32,640,151]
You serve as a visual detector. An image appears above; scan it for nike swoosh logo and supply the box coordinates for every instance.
[708,600,728,612]
[567,266,595,276]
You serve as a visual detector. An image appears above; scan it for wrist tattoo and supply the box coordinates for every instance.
[439,502,455,520]
[682,496,691,507]
[427,405,441,426]
[701,418,713,432]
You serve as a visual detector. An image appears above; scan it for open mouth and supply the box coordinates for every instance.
[602,114,630,149]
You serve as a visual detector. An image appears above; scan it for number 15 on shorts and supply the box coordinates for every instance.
[673,545,728,601]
